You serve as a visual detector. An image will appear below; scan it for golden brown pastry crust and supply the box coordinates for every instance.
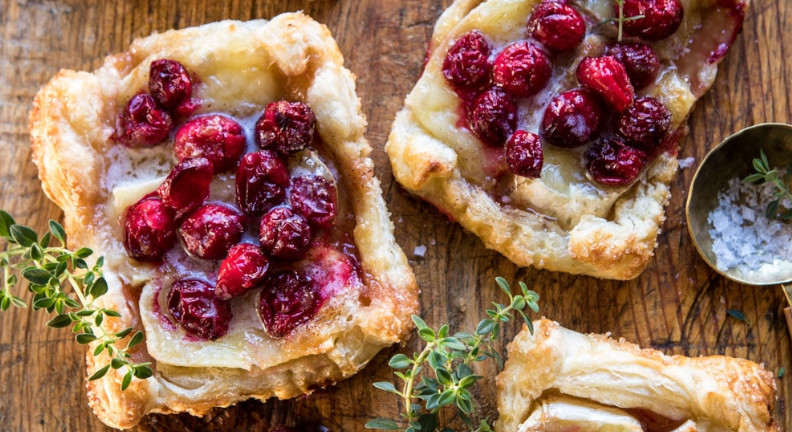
[497,319,779,432]
[386,0,747,279]
[30,15,418,429]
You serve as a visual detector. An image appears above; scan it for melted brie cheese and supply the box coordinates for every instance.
[518,396,644,432]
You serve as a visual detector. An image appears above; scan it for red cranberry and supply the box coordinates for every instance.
[586,138,647,186]
[289,175,338,229]
[492,42,552,98]
[216,244,270,300]
[148,59,193,109]
[167,279,232,340]
[259,207,312,260]
[576,56,634,111]
[506,131,543,178]
[620,0,684,41]
[605,42,660,90]
[442,31,492,91]
[255,101,316,155]
[173,115,246,173]
[467,87,518,146]
[177,204,244,260]
[258,270,318,338]
[119,93,172,147]
[541,89,603,148]
[616,96,672,151]
[235,150,290,217]
[527,1,586,52]
[123,195,176,261]
[157,157,213,219]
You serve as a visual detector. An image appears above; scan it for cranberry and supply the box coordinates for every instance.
[527,1,586,52]
[586,138,647,186]
[259,207,312,260]
[616,96,672,151]
[216,244,269,300]
[605,42,660,90]
[157,157,213,219]
[255,101,316,155]
[467,87,518,146]
[492,42,552,98]
[289,175,338,229]
[235,150,290,217]
[148,59,193,109]
[576,56,634,111]
[258,270,318,338]
[118,93,172,147]
[620,0,684,41]
[177,204,244,260]
[167,279,232,340]
[123,195,176,261]
[541,89,603,148]
[506,131,543,178]
[442,31,492,91]
[173,115,246,173]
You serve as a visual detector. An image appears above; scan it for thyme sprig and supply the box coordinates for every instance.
[365,277,540,432]
[0,210,152,390]
[743,149,792,220]
[598,0,645,41]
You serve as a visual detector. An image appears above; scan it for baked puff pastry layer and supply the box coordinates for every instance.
[497,320,779,432]
[30,15,418,429]
[386,0,749,279]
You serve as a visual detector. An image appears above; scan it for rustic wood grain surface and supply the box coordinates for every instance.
[0,0,790,431]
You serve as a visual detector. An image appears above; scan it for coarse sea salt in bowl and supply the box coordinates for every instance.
[686,123,792,285]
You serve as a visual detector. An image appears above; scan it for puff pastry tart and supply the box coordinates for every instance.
[30,15,418,429]
[386,0,749,279]
[497,320,779,432]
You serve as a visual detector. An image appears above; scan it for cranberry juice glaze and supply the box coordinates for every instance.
[119,59,362,341]
[440,0,689,187]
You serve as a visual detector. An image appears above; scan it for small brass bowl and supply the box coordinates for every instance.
[686,123,792,285]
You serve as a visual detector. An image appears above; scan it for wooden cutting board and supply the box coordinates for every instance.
[0,1,789,431]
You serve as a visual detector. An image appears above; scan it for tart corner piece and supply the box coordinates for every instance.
[386,0,749,280]
[496,319,779,432]
[30,14,418,429]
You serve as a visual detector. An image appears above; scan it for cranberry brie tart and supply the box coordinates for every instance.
[386,0,749,279]
[30,15,417,429]
[497,320,779,432]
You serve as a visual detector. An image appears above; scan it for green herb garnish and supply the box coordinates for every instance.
[743,149,792,220]
[365,277,540,432]
[727,309,750,325]
[597,0,645,41]
[0,210,151,390]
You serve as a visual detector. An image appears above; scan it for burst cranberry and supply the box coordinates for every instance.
[576,56,634,111]
[258,270,319,338]
[177,204,244,260]
[620,0,684,41]
[527,1,586,52]
[255,101,316,155]
[289,175,338,229]
[235,150,290,217]
[118,93,172,147]
[173,115,246,173]
[259,207,312,260]
[157,157,213,219]
[467,87,517,146]
[492,42,552,98]
[148,59,193,109]
[586,138,647,186]
[167,279,232,340]
[123,195,176,261]
[616,97,672,151]
[442,31,492,91]
[216,244,270,300]
[541,89,602,148]
[605,42,660,90]
[506,131,543,178]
